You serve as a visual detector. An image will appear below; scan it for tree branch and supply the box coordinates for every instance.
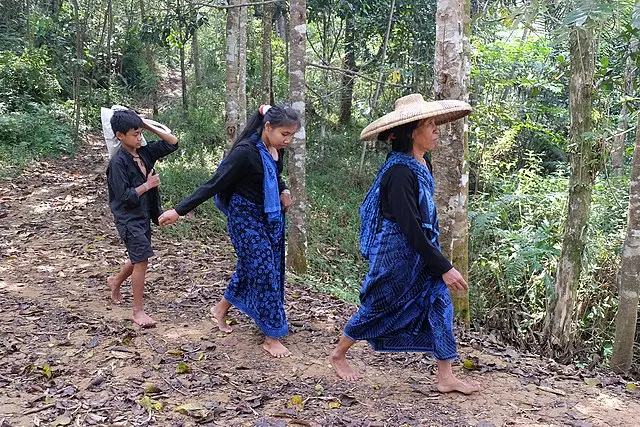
[307,63,411,89]
[191,0,284,9]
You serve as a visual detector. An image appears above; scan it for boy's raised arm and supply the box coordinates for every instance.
[143,120,177,145]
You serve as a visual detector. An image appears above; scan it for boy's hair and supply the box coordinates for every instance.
[111,109,144,135]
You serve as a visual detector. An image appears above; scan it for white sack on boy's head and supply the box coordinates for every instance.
[101,105,147,159]
[102,105,173,159]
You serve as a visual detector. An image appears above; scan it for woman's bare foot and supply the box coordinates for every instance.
[436,374,479,395]
[210,305,232,333]
[330,349,360,381]
[263,337,291,358]
[107,276,123,303]
[132,309,156,328]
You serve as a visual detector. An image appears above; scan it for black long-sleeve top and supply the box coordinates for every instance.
[107,140,179,235]
[175,139,287,216]
[380,164,453,276]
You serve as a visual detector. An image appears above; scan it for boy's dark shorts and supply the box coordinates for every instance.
[122,228,154,264]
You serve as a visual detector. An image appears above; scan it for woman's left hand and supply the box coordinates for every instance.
[280,192,292,212]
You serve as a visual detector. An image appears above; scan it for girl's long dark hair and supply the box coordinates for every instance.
[229,104,300,154]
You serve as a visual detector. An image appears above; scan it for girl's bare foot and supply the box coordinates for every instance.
[330,349,360,381]
[436,374,479,395]
[132,309,156,328]
[107,276,123,303]
[210,305,233,333]
[263,337,291,358]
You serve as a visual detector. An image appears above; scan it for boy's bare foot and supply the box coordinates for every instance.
[330,350,360,381]
[210,305,233,333]
[263,337,291,358]
[132,310,156,328]
[107,276,123,303]
[436,375,479,395]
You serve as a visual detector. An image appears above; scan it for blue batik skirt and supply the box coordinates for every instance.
[224,194,288,338]
[344,219,457,360]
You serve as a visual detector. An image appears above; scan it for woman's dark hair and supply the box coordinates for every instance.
[378,120,420,153]
[232,104,301,150]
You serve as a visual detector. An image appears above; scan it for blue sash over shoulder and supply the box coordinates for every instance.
[214,132,281,224]
[359,152,435,257]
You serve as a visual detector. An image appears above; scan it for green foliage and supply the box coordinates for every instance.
[470,34,569,187]
[305,130,380,298]
[153,101,229,238]
[469,155,628,363]
[0,104,75,180]
[0,49,62,111]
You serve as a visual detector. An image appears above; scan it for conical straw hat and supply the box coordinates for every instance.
[360,94,472,141]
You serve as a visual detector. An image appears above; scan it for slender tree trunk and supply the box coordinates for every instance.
[180,44,188,112]
[320,15,329,143]
[193,25,202,89]
[25,0,31,45]
[612,40,637,176]
[358,0,395,173]
[611,115,640,372]
[433,0,471,326]
[225,0,240,148]
[543,26,598,359]
[106,0,113,104]
[71,0,83,142]
[238,4,248,130]
[139,0,158,115]
[339,13,355,127]
[262,4,273,104]
[370,0,395,112]
[287,0,308,274]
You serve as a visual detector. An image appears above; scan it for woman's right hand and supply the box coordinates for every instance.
[442,267,468,292]
[159,209,180,226]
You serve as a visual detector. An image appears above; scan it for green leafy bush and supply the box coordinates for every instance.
[0,104,75,179]
[0,49,62,111]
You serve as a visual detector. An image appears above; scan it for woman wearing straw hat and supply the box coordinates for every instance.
[329,94,479,394]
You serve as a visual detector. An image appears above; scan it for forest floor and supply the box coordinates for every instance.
[1,135,639,427]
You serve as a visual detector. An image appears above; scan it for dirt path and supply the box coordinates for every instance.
[1,136,638,426]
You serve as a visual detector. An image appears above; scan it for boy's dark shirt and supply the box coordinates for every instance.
[175,139,287,216]
[107,140,178,237]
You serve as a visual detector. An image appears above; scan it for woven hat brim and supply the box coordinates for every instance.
[359,102,472,141]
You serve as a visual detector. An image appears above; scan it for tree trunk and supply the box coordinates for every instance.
[70,0,83,142]
[543,26,598,359]
[106,0,113,104]
[25,0,31,45]
[432,0,471,325]
[612,40,637,176]
[192,24,202,89]
[139,0,158,115]
[261,4,273,104]
[358,0,395,173]
[370,0,395,113]
[287,0,308,274]
[180,44,188,112]
[339,12,355,127]
[225,0,240,149]
[238,4,248,130]
[610,114,640,372]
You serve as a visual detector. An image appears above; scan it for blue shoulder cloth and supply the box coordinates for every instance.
[359,152,435,257]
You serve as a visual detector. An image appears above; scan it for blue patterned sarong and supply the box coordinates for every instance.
[224,194,288,338]
[344,153,457,360]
